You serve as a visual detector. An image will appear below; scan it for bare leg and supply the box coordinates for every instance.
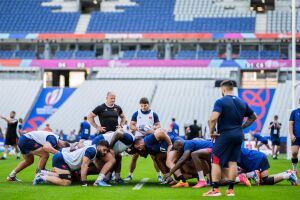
[128,153,139,175]
[114,154,122,179]
[9,154,34,177]
[2,145,9,158]
[166,150,182,178]
[43,168,71,186]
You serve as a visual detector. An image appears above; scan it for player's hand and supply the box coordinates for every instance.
[163,173,171,180]
[291,134,296,142]
[97,126,106,133]
[210,132,220,139]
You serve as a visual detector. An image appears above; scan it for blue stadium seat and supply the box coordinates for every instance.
[0,50,14,59]
[74,51,95,59]
[0,0,80,33]
[15,50,36,59]
[54,51,74,59]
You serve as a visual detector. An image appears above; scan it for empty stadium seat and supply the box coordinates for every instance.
[0,0,80,33]
[15,50,36,59]
[74,51,95,59]
[54,51,74,59]
[0,51,14,59]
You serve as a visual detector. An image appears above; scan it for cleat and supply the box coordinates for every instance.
[157,175,163,183]
[238,174,251,187]
[226,189,235,197]
[6,176,22,182]
[114,178,126,184]
[253,170,261,186]
[288,170,298,186]
[17,156,20,160]
[33,174,45,185]
[203,188,222,197]
[124,175,132,181]
[171,180,189,188]
[193,180,207,188]
[1,157,6,160]
[94,180,111,187]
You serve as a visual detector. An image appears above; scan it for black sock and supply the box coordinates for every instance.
[178,175,186,183]
[228,180,235,190]
[212,182,219,189]
[292,158,298,164]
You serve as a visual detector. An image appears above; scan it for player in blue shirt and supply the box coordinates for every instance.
[164,139,213,188]
[170,118,180,135]
[289,105,300,174]
[78,116,91,141]
[204,80,257,197]
[250,131,271,151]
[237,148,297,186]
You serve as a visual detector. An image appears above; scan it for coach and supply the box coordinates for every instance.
[203,80,256,197]
[88,92,126,134]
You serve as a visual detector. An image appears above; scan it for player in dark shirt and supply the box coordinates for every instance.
[87,92,126,134]
[0,111,20,160]
[186,120,202,139]
[289,102,300,174]
[78,116,91,141]
[268,115,281,159]
[203,80,257,197]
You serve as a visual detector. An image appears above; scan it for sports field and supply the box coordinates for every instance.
[0,155,298,200]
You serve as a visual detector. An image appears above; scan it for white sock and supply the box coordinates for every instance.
[17,152,20,157]
[282,172,291,180]
[129,172,133,177]
[292,163,298,171]
[246,172,255,179]
[3,153,7,158]
[235,176,240,182]
[9,170,16,177]
[40,175,48,182]
[197,171,205,181]
[157,171,162,177]
[96,173,105,181]
[40,170,49,175]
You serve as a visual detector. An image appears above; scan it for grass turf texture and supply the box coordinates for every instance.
[0,154,298,200]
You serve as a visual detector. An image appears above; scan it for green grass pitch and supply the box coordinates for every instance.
[0,154,299,200]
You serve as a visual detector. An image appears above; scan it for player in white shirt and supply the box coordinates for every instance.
[6,131,69,182]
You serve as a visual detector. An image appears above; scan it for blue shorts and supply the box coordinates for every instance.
[271,137,280,146]
[258,155,270,172]
[259,139,268,145]
[119,132,134,146]
[52,152,70,171]
[18,135,42,155]
[212,132,244,168]
[92,135,105,145]
[292,137,300,146]
[80,133,90,140]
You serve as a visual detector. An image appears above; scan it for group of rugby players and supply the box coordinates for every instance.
[3,80,299,197]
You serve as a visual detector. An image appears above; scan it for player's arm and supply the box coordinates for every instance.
[199,126,202,138]
[0,115,15,124]
[109,131,123,149]
[242,113,257,129]
[119,107,127,127]
[268,122,273,129]
[130,120,138,131]
[154,130,172,151]
[80,156,91,185]
[209,112,220,138]
[153,122,161,130]
[165,150,191,178]
[43,142,58,154]
[289,121,296,142]
[78,123,82,135]
[87,111,106,132]
[153,113,161,130]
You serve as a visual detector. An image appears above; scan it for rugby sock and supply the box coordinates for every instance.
[211,182,219,190]
[129,172,133,177]
[157,171,162,177]
[282,172,291,180]
[227,180,235,190]
[3,153,7,158]
[17,152,20,157]
[96,173,105,182]
[9,170,16,177]
[40,175,48,182]
[197,171,205,181]
[292,158,298,171]
[235,177,240,183]
[246,171,255,179]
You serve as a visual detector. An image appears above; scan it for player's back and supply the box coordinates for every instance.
[216,95,250,133]
[239,148,265,172]
[184,139,213,152]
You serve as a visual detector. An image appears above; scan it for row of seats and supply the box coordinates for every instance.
[0,50,290,60]
[0,0,79,33]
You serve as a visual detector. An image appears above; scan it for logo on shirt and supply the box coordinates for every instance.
[149,116,153,120]
[114,108,118,112]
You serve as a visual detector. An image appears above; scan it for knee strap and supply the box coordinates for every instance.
[59,174,72,181]
[261,176,274,185]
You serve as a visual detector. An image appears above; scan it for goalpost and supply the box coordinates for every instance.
[287,0,297,160]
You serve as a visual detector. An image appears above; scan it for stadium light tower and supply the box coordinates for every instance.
[292,0,296,109]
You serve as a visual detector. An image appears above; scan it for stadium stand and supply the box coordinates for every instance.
[0,51,14,59]
[54,51,74,59]
[88,0,256,33]
[0,79,42,130]
[15,51,36,59]
[0,0,80,33]
[74,51,95,59]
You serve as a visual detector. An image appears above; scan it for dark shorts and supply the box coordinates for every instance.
[52,152,70,171]
[271,137,280,146]
[292,137,300,146]
[212,132,244,168]
[258,155,270,172]
[259,139,268,145]
[5,136,17,146]
[80,133,90,140]
[18,135,42,154]
[119,132,134,146]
